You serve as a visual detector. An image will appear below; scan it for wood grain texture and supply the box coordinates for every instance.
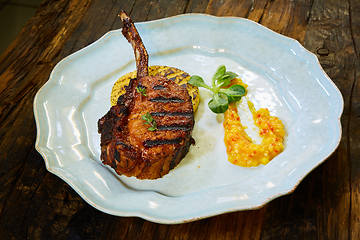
[261,0,358,239]
[0,1,91,239]
[0,0,358,239]
[349,0,360,239]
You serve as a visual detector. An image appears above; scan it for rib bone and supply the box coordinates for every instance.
[119,11,149,79]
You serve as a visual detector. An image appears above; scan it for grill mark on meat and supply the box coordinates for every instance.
[149,96,184,103]
[157,124,192,131]
[151,111,192,117]
[98,11,194,179]
[114,150,120,161]
[116,140,131,149]
[143,137,183,147]
[153,85,165,90]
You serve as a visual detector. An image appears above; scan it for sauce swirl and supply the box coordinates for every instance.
[223,81,285,167]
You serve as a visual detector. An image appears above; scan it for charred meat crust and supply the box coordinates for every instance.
[98,11,195,179]
[98,75,195,179]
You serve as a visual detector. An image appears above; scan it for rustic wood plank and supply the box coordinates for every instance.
[256,0,313,42]
[261,0,354,239]
[0,149,86,239]
[206,0,312,43]
[0,0,142,238]
[206,0,313,42]
[0,1,93,237]
[0,0,358,239]
[126,0,152,22]
[147,0,189,20]
[304,1,353,237]
[0,0,91,226]
[56,0,136,61]
[205,0,256,17]
[350,69,360,240]
[349,0,360,239]
[185,0,210,13]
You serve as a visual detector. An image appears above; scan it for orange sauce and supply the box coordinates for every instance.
[223,81,285,167]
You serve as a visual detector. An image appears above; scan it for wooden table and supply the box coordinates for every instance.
[0,0,359,239]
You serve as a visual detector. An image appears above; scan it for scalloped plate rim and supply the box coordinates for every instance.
[34,13,344,224]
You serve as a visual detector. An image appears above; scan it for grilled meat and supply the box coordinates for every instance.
[98,11,194,179]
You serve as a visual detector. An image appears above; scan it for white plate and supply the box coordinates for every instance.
[34,14,343,224]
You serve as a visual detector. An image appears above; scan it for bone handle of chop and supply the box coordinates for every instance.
[119,10,149,79]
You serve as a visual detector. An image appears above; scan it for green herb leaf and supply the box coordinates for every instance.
[208,92,229,113]
[148,126,157,131]
[136,86,147,96]
[217,71,238,87]
[219,84,246,102]
[225,71,238,79]
[141,112,151,121]
[141,112,157,131]
[188,75,210,89]
[212,65,226,82]
[190,65,244,114]
[217,76,231,88]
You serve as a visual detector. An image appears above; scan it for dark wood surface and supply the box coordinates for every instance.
[0,0,359,239]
